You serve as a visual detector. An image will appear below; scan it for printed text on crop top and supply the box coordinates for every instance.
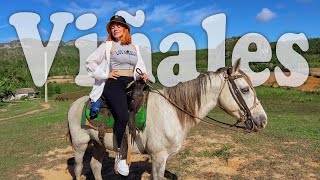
[110,41,138,70]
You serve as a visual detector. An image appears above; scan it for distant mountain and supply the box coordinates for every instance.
[65,40,75,46]
[0,37,319,92]
[0,37,319,66]
[0,39,67,48]
[0,40,21,48]
[0,39,108,49]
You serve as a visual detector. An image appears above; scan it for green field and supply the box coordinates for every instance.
[0,84,319,179]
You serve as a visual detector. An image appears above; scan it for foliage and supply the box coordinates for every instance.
[40,83,62,97]
[212,145,232,159]
[0,38,319,94]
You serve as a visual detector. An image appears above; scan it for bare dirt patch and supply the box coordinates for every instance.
[29,133,236,179]
[33,146,152,180]
[27,128,320,179]
[47,78,75,83]
[264,72,320,91]
[310,68,320,77]
[47,76,75,83]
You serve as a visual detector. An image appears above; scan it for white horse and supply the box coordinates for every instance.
[67,60,267,180]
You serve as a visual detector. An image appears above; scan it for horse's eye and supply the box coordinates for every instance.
[241,87,250,94]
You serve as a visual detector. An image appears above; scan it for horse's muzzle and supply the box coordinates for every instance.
[245,114,267,132]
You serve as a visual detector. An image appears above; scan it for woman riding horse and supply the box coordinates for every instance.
[85,15,148,176]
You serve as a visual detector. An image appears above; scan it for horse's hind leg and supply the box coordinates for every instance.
[90,142,106,180]
[74,141,89,180]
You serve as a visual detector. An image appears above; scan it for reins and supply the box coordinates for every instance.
[147,81,247,132]
[138,68,254,133]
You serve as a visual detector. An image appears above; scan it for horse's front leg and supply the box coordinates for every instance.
[90,142,106,180]
[151,151,169,180]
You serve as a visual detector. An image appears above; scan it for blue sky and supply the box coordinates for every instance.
[0,0,319,51]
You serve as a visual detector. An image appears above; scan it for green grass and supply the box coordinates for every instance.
[212,145,233,159]
[196,145,233,159]
[0,100,43,119]
[0,84,319,179]
[176,86,320,179]
[208,86,320,140]
[304,54,320,68]
[0,83,91,180]
[0,100,71,180]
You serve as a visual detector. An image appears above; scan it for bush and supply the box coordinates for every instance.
[20,95,28,101]
[40,83,62,97]
[54,85,62,94]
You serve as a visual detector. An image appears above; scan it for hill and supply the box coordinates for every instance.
[0,37,319,92]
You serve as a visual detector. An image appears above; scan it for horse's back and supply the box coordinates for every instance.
[68,96,92,147]
[69,95,88,113]
[68,96,89,129]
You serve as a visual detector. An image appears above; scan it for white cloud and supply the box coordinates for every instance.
[41,0,50,6]
[0,24,8,29]
[183,6,220,25]
[65,1,147,18]
[146,3,220,26]
[256,8,276,23]
[40,28,49,35]
[147,4,177,22]
[127,4,149,15]
[165,16,179,25]
[151,27,163,33]
[65,1,113,16]
[275,3,285,9]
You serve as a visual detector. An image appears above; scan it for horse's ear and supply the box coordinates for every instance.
[232,58,241,74]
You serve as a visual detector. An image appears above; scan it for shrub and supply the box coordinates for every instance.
[40,83,62,97]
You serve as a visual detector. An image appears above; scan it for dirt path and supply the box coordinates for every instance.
[0,103,51,121]
[47,76,75,83]
[264,73,320,91]
[47,79,75,83]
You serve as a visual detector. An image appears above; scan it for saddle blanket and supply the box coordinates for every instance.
[81,99,147,131]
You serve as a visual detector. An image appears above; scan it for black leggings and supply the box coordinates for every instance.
[102,76,134,148]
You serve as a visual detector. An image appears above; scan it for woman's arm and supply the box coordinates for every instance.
[85,42,109,80]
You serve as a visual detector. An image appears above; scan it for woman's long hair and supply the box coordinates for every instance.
[106,24,131,45]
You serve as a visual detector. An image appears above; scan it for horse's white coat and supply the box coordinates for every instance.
[68,62,267,180]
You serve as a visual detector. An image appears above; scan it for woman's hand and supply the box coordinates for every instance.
[108,70,120,80]
[139,73,148,80]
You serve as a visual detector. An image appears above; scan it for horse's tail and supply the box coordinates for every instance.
[65,99,79,148]
[65,122,74,149]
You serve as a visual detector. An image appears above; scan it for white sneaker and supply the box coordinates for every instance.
[115,156,129,176]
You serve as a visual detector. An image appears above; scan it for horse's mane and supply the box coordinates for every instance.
[163,71,215,128]
[162,67,254,129]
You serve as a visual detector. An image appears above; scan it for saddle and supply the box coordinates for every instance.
[85,96,113,135]
[84,79,149,164]
[127,78,149,143]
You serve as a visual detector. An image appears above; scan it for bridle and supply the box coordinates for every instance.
[219,68,261,131]
[138,68,261,132]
